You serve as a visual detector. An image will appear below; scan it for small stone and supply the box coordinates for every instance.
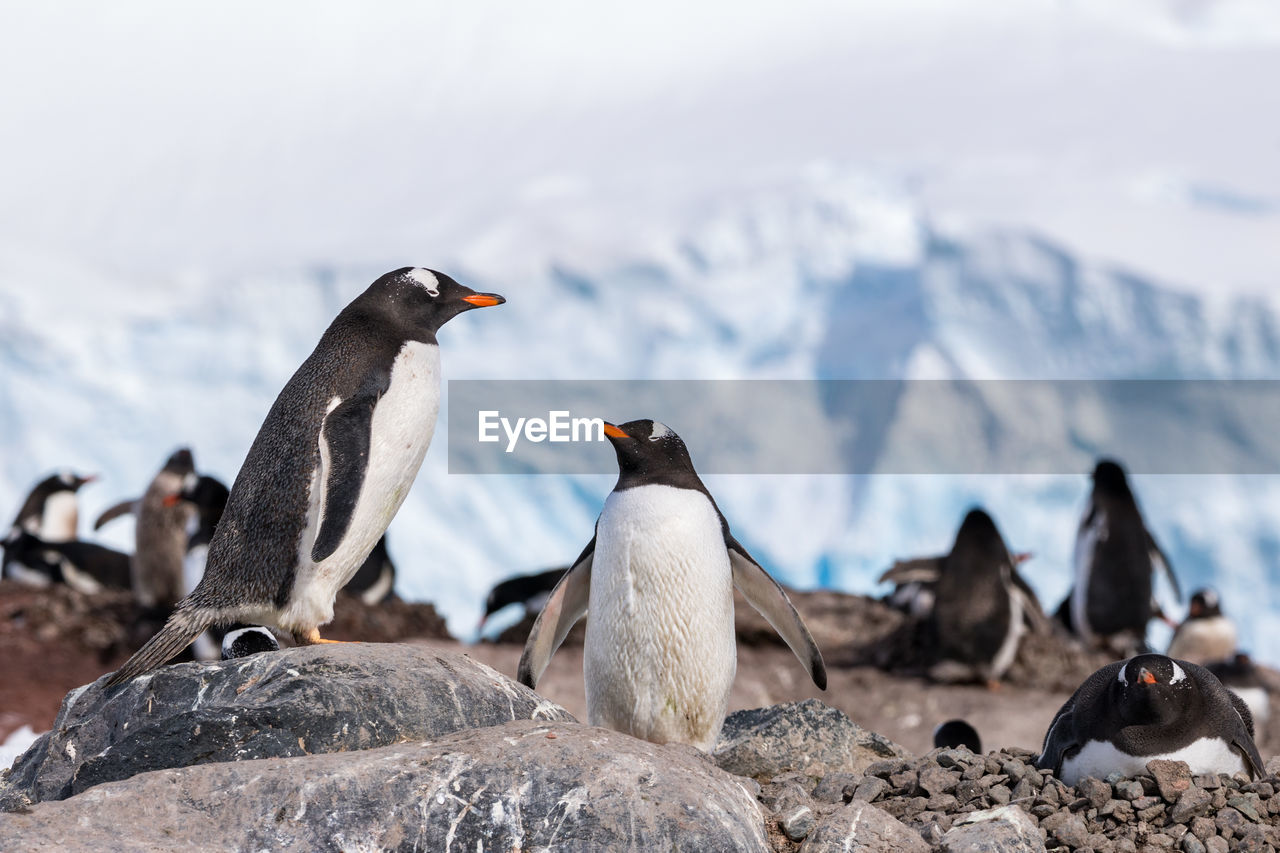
[1085,832,1111,850]
[1170,788,1213,824]
[1181,834,1207,853]
[1138,803,1167,822]
[780,804,816,842]
[961,764,984,781]
[1214,806,1245,839]
[1001,759,1028,783]
[1194,775,1223,790]
[1226,794,1261,822]
[1115,840,1138,853]
[941,805,1047,853]
[954,779,984,804]
[759,780,809,810]
[1011,778,1036,801]
[1038,784,1062,807]
[1148,760,1194,803]
[1100,799,1134,821]
[811,772,861,804]
[1148,833,1176,849]
[1115,780,1145,801]
[927,793,959,812]
[1134,795,1161,810]
[1030,803,1057,818]
[1189,817,1217,841]
[919,764,959,797]
[889,770,919,793]
[1204,837,1228,853]
[1235,826,1269,853]
[1268,794,1280,816]
[1264,756,1280,778]
[935,749,970,769]
[1209,789,1227,809]
[851,776,888,803]
[987,784,1011,805]
[1079,776,1113,810]
[1042,811,1091,848]
[866,759,907,779]
[1241,782,1274,798]
[904,796,928,816]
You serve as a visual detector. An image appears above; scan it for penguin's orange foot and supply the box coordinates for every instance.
[985,679,1003,692]
[294,628,354,645]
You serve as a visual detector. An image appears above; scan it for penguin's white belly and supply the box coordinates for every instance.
[584,485,736,751]
[281,341,440,633]
[1060,737,1245,787]
[1167,618,1238,665]
[40,492,79,542]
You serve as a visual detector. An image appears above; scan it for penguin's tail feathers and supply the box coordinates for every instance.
[104,607,216,689]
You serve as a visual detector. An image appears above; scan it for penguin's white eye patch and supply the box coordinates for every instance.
[1170,662,1187,684]
[406,268,441,297]
[649,422,672,441]
[1118,665,1130,686]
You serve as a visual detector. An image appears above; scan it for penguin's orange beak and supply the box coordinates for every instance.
[603,423,629,440]
[462,293,505,308]
[1138,668,1157,685]
[162,494,183,508]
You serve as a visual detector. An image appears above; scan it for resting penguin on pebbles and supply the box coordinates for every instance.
[104,268,504,688]
[1036,653,1264,786]
[1167,587,1237,666]
[3,470,97,584]
[518,419,827,751]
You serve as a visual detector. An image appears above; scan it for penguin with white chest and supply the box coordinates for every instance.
[3,470,97,584]
[1065,459,1181,653]
[105,268,504,687]
[1167,588,1237,666]
[518,419,827,751]
[1036,653,1264,786]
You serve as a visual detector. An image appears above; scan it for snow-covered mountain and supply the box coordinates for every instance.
[2,175,1278,659]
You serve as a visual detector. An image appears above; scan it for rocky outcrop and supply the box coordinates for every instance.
[0,643,571,809]
[1,719,769,852]
[714,698,910,780]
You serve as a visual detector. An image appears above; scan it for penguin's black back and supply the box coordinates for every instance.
[10,474,72,528]
[484,567,568,617]
[191,276,419,611]
[933,509,1014,665]
[1081,463,1158,636]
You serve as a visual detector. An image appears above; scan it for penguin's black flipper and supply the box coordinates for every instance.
[1221,687,1265,775]
[877,556,944,586]
[311,393,379,563]
[726,533,827,690]
[1147,529,1182,602]
[517,535,595,689]
[93,499,138,531]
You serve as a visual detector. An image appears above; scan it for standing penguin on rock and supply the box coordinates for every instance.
[1061,459,1180,654]
[1036,653,1264,785]
[518,419,826,751]
[104,268,504,687]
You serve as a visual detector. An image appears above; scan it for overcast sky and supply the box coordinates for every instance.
[1,0,1277,290]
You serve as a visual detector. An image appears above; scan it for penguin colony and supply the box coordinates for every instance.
[1,266,1270,788]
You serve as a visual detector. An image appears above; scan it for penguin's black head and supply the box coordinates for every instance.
[163,448,196,476]
[166,473,230,520]
[1091,459,1132,497]
[221,626,281,660]
[1188,588,1222,620]
[952,507,1010,560]
[603,419,698,480]
[372,267,505,339]
[933,719,982,753]
[1115,654,1193,722]
[52,470,97,492]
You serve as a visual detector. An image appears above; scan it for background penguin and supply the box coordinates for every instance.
[343,534,397,606]
[164,473,231,661]
[880,508,1046,685]
[478,566,567,632]
[1167,587,1237,666]
[1207,653,1271,738]
[3,470,97,583]
[220,625,281,660]
[934,719,982,753]
[105,268,504,687]
[1036,653,1263,786]
[518,419,826,751]
[0,531,131,593]
[1063,459,1181,654]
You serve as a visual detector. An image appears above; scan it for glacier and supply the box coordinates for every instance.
[2,175,1279,661]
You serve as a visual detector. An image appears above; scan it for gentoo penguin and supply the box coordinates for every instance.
[104,268,504,687]
[934,719,982,753]
[220,625,281,660]
[3,470,97,584]
[165,473,231,661]
[131,449,198,609]
[1167,588,1238,666]
[1207,653,1270,737]
[1065,459,1181,653]
[343,534,397,606]
[880,545,1033,622]
[1036,653,1264,786]
[517,419,826,751]
[880,509,1047,684]
[479,566,567,631]
[0,531,131,593]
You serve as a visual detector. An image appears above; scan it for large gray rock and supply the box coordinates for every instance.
[800,800,930,853]
[0,643,572,810]
[940,805,1048,853]
[714,698,910,781]
[0,720,770,852]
